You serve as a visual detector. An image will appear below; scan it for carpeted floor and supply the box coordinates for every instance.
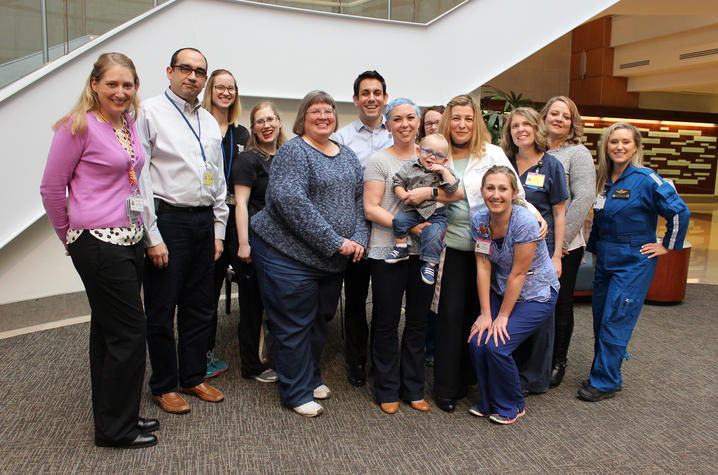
[1,284,716,474]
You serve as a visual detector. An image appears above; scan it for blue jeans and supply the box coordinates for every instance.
[392,207,447,265]
[251,234,343,408]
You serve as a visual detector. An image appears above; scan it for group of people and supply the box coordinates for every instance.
[40,48,691,448]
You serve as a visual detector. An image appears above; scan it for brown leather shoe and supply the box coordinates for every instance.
[180,382,224,403]
[409,399,430,412]
[153,392,191,414]
[380,402,399,414]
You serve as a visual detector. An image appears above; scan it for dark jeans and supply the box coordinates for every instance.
[69,232,145,444]
[434,247,479,399]
[392,207,447,265]
[370,257,434,403]
[236,260,269,377]
[343,258,372,368]
[210,204,239,351]
[144,206,214,395]
[552,246,584,365]
[251,234,343,408]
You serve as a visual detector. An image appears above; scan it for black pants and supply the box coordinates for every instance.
[370,257,433,403]
[236,260,269,377]
[343,259,372,367]
[552,246,584,365]
[210,204,239,350]
[69,232,145,444]
[434,248,478,399]
[144,207,214,395]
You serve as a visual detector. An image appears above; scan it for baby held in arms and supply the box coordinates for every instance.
[385,133,459,285]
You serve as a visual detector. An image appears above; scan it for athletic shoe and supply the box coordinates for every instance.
[252,368,279,383]
[489,408,525,425]
[469,405,489,418]
[384,246,409,263]
[293,401,323,418]
[420,263,437,285]
[577,384,617,402]
[313,384,332,400]
[206,351,228,378]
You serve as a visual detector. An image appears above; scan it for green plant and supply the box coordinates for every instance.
[481,86,535,144]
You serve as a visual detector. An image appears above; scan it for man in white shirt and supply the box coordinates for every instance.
[138,47,227,414]
[333,71,392,387]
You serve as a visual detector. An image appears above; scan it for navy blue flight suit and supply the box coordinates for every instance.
[586,164,689,392]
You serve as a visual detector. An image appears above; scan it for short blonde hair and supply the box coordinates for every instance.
[201,69,241,127]
[539,96,583,145]
[501,107,549,158]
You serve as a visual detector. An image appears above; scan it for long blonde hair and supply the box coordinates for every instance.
[201,69,241,127]
[596,122,644,194]
[53,52,140,134]
[440,94,492,158]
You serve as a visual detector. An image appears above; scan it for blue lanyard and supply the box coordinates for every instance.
[221,127,234,182]
[165,91,206,162]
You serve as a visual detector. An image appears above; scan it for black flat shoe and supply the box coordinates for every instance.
[549,362,567,388]
[435,396,455,413]
[96,433,158,449]
[581,379,621,392]
[137,417,160,433]
[577,384,616,402]
[347,364,366,387]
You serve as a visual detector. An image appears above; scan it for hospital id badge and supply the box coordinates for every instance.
[525,172,545,188]
[475,238,491,255]
[204,172,213,186]
[127,195,143,223]
[593,193,606,210]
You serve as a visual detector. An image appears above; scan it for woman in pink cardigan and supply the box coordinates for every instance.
[40,53,157,449]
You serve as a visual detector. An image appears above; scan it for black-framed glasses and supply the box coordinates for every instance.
[420,146,447,160]
[425,120,440,128]
[172,64,207,79]
[254,116,279,126]
[213,85,236,94]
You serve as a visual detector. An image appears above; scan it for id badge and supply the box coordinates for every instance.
[127,194,143,223]
[204,172,213,186]
[593,193,606,210]
[475,238,491,255]
[525,172,545,188]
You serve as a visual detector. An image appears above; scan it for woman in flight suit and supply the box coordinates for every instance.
[579,122,690,402]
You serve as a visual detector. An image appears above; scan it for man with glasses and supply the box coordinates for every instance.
[137,47,228,414]
[333,70,392,387]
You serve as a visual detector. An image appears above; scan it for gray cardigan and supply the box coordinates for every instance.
[251,136,369,273]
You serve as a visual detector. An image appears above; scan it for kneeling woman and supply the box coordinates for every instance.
[468,166,559,424]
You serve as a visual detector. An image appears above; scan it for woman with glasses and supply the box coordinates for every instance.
[364,98,463,414]
[433,94,544,413]
[502,107,568,395]
[41,53,157,448]
[418,105,445,141]
[201,69,249,379]
[230,102,286,384]
[250,91,369,417]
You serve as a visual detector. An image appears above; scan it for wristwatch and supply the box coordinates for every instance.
[432,187,438,198]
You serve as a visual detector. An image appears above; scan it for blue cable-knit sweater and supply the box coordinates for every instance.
[251,136,369,273]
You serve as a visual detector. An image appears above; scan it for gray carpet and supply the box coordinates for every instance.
[1,284,717,473]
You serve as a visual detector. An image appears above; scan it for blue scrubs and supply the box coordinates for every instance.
[586,165,689,392]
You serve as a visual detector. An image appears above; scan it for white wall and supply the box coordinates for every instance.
[0,0,618,304]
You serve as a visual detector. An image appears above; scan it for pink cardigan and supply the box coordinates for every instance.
[40,112,146,243]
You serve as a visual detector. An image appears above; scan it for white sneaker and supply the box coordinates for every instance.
[293,401,324,418]
[313,384,332,400]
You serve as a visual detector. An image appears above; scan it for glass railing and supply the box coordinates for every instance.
[0,0,462,89]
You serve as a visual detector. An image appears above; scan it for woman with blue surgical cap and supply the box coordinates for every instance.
[579,122,690,402]
[363,98,463,414]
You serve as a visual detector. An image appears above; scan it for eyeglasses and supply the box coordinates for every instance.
[172,64,207,79]
[420,146,447,160]
[213,85,236,94]
[307,107,335,118]
[425,120,440,128]
[254,116,279,126]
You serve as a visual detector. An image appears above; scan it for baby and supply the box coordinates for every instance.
[385,133,459,285]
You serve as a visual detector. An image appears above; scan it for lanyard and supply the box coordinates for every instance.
[165,91,206,162]
[221,127,234,182]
